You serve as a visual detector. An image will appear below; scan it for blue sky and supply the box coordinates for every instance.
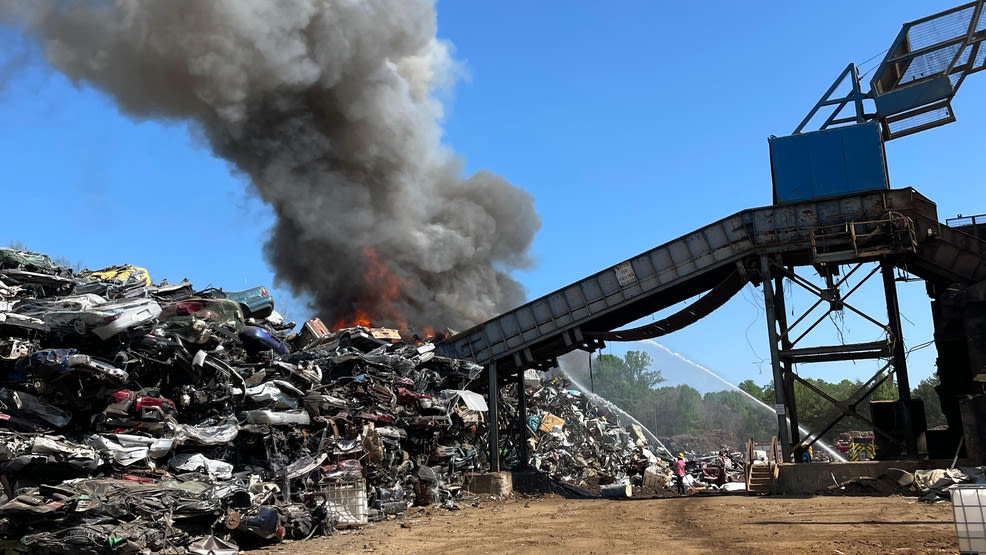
[1,1,982,392]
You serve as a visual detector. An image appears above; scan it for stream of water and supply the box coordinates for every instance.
[638,339,848,462]
[557,353,674,459]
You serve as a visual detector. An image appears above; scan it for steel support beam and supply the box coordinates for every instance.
[780,341,891,363]
[761,255,792,461]
[791,365,906,451]
[796,362,909,453]
[516,369,529,469]
[487,360,500,472]
[882,262,917,455]
[773,273,801,451]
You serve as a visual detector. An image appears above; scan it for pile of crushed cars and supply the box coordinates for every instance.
[0,247,491,553]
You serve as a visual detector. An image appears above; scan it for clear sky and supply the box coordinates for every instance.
[1,1,982,392]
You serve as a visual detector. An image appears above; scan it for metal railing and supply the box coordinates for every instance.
[946,213,986,227]
[946,213,986,240]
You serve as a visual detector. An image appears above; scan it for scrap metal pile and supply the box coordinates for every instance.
[516,374,668,491]
[505,372,745,496]
[0,247,490,553]
[823,465,986,500]
[681,449,746,492]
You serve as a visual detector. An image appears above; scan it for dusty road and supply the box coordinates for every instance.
[270,494,958,554]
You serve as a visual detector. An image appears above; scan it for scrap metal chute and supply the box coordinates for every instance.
[439,187,986,375]
[584,269,747,342]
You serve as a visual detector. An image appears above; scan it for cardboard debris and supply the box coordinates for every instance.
[538,412,565,433]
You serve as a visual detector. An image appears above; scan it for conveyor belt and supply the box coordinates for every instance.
[439,188,986,374]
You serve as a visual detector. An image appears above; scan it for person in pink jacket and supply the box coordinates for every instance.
[673,453,687,495]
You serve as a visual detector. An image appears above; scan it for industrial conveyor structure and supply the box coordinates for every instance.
[441,2,986,469]
[443,189,986,373]
[442,189,986,468]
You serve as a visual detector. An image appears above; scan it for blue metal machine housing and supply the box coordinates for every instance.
[769,122,890,204]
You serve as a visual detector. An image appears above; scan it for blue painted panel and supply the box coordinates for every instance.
[770,131,811,202]
[874,76,953,117]
[769,122,889,204]
[806,126,846,194]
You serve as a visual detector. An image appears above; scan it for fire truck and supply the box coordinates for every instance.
[835,431,876,461]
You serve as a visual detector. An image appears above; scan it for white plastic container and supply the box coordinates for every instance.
[642,464,670,489]
[321,479,368,528]
[952,484,986,554]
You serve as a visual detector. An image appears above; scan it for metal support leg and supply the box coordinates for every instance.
[516,370,529,470]
[761,256,792,461]
[487,360,500,472]
[882,262,916,455]
[773,273,801,454]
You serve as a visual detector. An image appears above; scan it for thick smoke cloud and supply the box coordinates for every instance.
[0,0,540,330]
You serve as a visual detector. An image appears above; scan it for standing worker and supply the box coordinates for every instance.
[673,453,687,495]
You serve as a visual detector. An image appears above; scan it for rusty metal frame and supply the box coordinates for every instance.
[761,256,915,461]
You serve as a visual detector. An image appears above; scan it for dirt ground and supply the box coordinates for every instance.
[262,493,958,554]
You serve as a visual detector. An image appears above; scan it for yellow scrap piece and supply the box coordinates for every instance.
[369,328,402,341]
[80,264,152,286]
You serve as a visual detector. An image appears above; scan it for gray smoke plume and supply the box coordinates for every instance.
[0,0,540,331]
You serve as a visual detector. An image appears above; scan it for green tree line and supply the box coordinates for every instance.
[583,350,947,453]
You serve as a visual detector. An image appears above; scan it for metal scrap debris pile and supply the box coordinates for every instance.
[823,465,986,500]
[679,449,746,493]
[0,247,490,553]
[515,373,668,492]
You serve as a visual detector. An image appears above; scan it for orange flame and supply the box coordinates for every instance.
[361,247,402,308]
[328,248,443,341]
[331,247,414,333]
[342,309,373,329]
